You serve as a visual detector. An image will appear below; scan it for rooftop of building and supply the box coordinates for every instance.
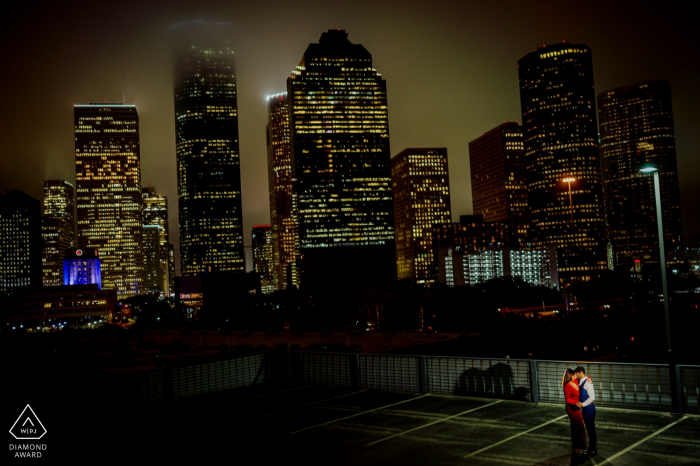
[34,379,698,463]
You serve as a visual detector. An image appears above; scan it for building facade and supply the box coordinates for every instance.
[142,187,174,296]
[266,93,297,290]
[598,81,683,270]
[63,248,102,288]
[252,225,275,294]
[469,123,529,247]
[41,180,75,286]
[432,216,509,254]
[439,247,558,288]
[5,284,116,328]
[0,190,42,295]
[392,148,451,283]
[174,40,245,277]
[288,30,395,287]
[74,103,144,297]
[142,225,163,295]
[518,42,607,281]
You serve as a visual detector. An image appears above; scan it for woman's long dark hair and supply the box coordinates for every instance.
[562,368,576,390]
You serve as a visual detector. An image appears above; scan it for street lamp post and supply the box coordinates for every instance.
[639,161,682,414]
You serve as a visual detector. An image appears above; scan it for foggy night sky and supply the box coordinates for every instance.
[2,1,699,274]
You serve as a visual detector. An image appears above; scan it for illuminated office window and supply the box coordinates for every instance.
[518,41,607,281]
[266,93,298,290]
[469,123,529,248]
[287,30,395,284]
[41,180,75,287]
[392,148,451,283]
[598,81,682,270]
[142,187,174,297]
[174,40,245,276]
[74,103,144,297]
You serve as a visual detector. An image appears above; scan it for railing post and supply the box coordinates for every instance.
[349,353,360,389]
[418,356,428,394]
[675,365,685,415]
[529,360,540,403]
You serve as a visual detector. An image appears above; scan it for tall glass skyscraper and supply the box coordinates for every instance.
[598,81,683,270]
[288,30,395,287]
[252,225,275,294]
[518,42,607,281]
[0,190,42,295]
[142,187,174,296]
[469,123,529,248]
[74,103,144,297]
[174,30,245,277]
[42,180,75,286]
[266,93,297,290]
[392,148,451,283]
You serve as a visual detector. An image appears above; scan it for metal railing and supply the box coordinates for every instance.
[108,350,700,415]
[115,353,266,404]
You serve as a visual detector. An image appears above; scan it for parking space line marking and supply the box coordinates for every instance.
[229,389,368,425]
[260,389,368,417]
[290,394,431,434]
[464,414,567,458]
[230,385,310,404]
[368,400,502,446]
[596,416,689,466]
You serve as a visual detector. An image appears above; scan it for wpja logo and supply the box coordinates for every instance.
[9,405,47,458]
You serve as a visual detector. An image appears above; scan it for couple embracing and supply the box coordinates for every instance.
[562,366,597,457]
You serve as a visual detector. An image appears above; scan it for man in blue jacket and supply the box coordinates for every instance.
[575,366,597,456]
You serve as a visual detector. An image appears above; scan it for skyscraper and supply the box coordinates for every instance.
[469,123,529,247]
[142,187,174,296]
[518,42,607,281]
[74,103,144,297]
[266,93,297,290]
[288,30,395,287]
[174,33,245,277]
[598,81,683,269]
[252,225,274,294]
[142,225,163,294]
[0,190,42,295]
[42,180,75,286]
[392,148,451,283]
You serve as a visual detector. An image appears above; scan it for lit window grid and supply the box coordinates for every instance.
[598,81,683,269]
[175,46,245,276]
[518,42,607,277]
[469,123,530,248]
[267,94,298,290]
[289,51,394,250]
[441,247,555,288]
[42,181,75,287]
[392,148,451,283]
[74,104,144,297]
[0,194,41,293]
[252,226,275,294]
[142,188,173,295]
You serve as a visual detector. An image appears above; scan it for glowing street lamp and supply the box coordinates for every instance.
[638,161,681,414]
[562,177,576,236]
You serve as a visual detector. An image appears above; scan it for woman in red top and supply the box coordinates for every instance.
[562,368,587,455]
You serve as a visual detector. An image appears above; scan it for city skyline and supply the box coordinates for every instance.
[2,2,700,274]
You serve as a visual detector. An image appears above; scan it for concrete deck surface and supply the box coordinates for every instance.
[126,384,699,465]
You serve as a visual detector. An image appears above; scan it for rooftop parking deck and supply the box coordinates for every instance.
[129,383,699,465]
[4,350,698,463]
